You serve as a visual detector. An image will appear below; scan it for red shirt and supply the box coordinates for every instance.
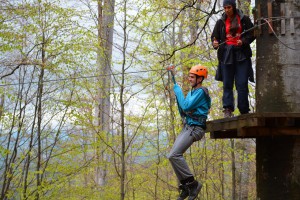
[225,15,242,46]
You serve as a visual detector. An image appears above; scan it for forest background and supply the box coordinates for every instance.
[0,0,257,199]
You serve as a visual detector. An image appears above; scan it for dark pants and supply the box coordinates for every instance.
[221,58,251,114]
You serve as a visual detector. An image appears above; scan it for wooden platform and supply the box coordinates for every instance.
[206,113,300,139]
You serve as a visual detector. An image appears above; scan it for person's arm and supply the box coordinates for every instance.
[241,16,256,45]
[173,86,205,112]
[211,20,221,49]
[166,66,185,117]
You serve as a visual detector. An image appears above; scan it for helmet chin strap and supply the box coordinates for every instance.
[192,83,199,88]
[192,77,203,88]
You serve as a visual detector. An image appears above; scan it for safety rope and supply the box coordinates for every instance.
[261,18,299,51]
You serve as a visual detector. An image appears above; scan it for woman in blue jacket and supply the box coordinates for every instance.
[211,0,255,117]
[168,65,211,200]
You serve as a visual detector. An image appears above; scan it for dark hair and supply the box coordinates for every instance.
[229,7,238,36]
[195,75,204,83]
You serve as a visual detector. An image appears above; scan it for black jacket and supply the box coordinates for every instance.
[211,10,256,82]
[211,9,256,62]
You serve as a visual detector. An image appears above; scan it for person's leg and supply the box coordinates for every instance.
[235,59,250,114]
[168,125,195,200]
[221,63,235,115]
[168,125,203,200]
[168,125,194,181]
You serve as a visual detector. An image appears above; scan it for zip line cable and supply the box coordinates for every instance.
[169,16,300,69]
[0,16,299,87]
[0,69,166,87]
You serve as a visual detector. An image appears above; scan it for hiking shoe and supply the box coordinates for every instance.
[240,111,249,115]
[187,180,202,200]
[177,184,189,200]
[223,108,233,118]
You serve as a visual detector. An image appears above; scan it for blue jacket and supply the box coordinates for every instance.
[173,84,211,127]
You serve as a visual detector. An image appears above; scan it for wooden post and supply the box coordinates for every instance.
[255,0,300,199]
[267,1,273,34]
[280,3,285,35]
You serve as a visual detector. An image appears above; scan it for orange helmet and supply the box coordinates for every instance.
[189,65,208,79]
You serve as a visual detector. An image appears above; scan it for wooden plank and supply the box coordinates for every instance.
[280,3,285,35]
[287,3,295,34]
[240,116,264,127]
[267,1,273,34]
[206,113,300,130]
[254,3,262,36]
[290,17,295,34]
[257,4,262,35]
[254,112,300,118]
[210,130,237,139]
[211,127,300,139]
[207,113,300,138]
[246,127,300,136]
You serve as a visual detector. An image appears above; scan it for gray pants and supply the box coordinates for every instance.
[168,124,205,181]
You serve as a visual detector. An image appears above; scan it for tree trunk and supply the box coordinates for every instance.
[231,139,236,200]
[220,141,225,199]
[120,1,126,199]
[0,93,4,119]
[255,0,300,199]
[36,31,46,200]
[96,0,115,187]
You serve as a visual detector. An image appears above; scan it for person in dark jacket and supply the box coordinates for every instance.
[167,65,211,200]
[211,0,255,117]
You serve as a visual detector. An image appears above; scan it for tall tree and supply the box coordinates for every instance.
[94,0,115,186]
[0,0,93,199]
[0,0,258,199]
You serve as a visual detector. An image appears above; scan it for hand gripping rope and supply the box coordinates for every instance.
[166,65,176,84]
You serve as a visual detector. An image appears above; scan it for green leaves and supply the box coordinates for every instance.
[0,0,256,199]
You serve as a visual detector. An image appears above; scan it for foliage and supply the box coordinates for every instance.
[0,0,256,199]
